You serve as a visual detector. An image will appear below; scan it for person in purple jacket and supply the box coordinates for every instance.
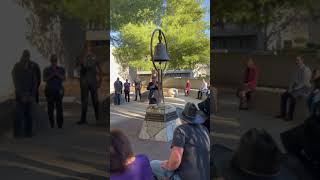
[110,129,154,180]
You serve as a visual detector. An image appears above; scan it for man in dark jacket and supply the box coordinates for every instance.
[12,49,38,137]
[77,43,102,125]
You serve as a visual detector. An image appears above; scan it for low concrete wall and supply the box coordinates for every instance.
[213,53,320,88]
[251,88,309,121]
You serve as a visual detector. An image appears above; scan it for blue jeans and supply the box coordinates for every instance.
[150,160,181,180]
[15,101,33,137]
[115,93,121,105]
[308,92,320,116]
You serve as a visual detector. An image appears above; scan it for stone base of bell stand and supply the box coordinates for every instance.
[139,104,180,142]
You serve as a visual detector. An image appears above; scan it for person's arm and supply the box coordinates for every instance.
[161,147,184,171]
[162,127,186,171]
[43,68,56,81]
[147,83,151,90]
[58,68,66,81]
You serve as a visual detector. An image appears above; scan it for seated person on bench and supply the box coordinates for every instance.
[276,56,312,121]
[237,58,258,110]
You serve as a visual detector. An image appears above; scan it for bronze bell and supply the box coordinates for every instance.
[153,42,170,62]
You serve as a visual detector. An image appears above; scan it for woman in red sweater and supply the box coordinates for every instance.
[237,58,258,110]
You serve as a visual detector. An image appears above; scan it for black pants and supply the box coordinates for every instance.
[135,89,141,100]
[198,91,203,99]
[47,92,63,128]
[81,84,99,122]
[125,91,130,102]
[280,91,296,120]
[15,101,33,137]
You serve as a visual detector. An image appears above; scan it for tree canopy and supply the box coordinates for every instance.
[16,0,109,68]
[212,0,319,49]
[112,0,210,71]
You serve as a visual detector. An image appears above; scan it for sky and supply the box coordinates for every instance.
[203,0,210,36]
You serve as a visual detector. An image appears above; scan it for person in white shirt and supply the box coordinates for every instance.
[197,79,208,100]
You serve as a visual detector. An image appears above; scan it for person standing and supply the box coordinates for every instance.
[12,50,38,137]
[197,79,208,100]
[276,56,312,121]
[124,79,131,102]
[151,103,210,180]
[237,58,258,110]
[43,55,66,128]
[114,78,122,105]
[77,43,102,125]
[185,80,191,96]
[147,77,158,104]
[134,77,142,101]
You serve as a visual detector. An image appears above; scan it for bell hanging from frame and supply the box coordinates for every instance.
[153,42,170,62]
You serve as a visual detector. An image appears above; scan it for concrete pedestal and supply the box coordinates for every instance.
[139,104,180,142]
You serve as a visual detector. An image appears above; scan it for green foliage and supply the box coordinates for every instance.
[16,0,109,63]
[212,0,319,49]
[17,0,109,27]
[113,0,209,71]
[110,0,162,31]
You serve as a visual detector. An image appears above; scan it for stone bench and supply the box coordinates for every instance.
[251,87,309,121]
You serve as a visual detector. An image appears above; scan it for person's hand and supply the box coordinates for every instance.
[314,89,320,94]
[161,160,169,169]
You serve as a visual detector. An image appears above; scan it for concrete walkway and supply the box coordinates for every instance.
[214,92,305,152]
[0,98,107,179]
[213,91,317,180]
[110,94,202,161]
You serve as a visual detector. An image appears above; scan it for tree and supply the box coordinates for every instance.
[212,0,319,50]
[15,0,109,74]
[110,0,162,45]
[113,0,209,71]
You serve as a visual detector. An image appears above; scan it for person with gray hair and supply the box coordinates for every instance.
[276,56,312,121]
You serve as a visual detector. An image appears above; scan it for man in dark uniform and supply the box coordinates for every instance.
[43,55,66,128]
[77,43,102,125]
[12,49,38,137]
